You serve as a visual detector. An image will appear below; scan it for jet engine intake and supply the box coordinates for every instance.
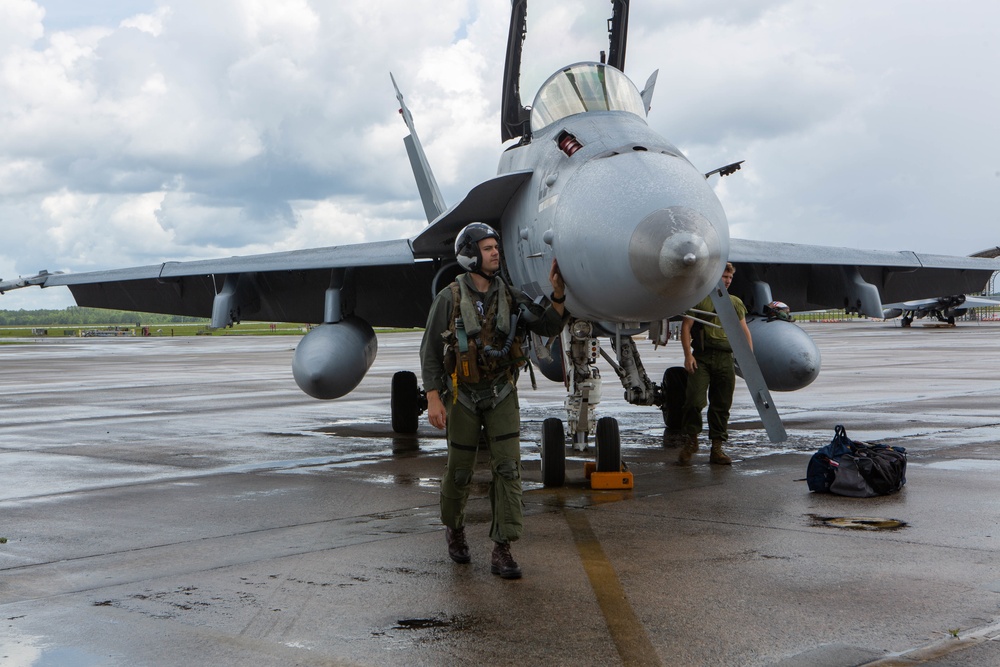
[741,317,820,392]
[292,316,377,399]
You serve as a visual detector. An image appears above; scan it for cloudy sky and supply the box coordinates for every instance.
[2,0,998,310]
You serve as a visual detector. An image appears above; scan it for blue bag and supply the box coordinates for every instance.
[806,425,853,493]
[807,425,907,497]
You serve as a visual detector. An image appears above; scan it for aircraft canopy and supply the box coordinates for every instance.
[530,63,646,133]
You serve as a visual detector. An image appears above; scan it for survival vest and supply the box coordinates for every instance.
[442,276,526,386]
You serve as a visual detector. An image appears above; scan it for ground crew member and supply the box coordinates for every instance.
[420,222,567,579]
[678,262,752,465]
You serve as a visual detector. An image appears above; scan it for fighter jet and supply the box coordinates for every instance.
[3,0,999,486]
[882,294,1000,327]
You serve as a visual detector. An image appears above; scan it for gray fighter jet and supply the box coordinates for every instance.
[3,1,998,485]
[882,294,1000,327]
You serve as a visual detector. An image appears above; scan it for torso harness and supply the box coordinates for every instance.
[443,276,525,412]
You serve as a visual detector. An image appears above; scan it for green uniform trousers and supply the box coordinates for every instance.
[440,389,523,544]
[681,348,736,442]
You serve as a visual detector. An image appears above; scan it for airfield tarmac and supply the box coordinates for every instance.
[2,321,1000,666]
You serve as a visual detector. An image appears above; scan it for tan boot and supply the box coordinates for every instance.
[677,435,699,465]
[710,439,732,465]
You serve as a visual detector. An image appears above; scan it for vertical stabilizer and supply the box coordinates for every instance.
[501,0,530,143]
[390,73,447,223]
[606,0,630,71]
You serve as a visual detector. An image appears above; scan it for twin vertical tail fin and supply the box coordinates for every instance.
[390,73,446,223]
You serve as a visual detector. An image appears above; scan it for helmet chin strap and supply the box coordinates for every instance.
[472,267,497,281]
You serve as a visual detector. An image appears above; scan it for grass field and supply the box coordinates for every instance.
[0,323,422,338]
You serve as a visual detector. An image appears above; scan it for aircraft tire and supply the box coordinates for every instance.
[596,416,621,472]
[541,418,566,487]
[661,366,686,432]
[391,371,420,434]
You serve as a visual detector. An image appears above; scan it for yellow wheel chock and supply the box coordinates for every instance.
[584,461,634,489]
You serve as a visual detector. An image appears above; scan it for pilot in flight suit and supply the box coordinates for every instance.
[420,222,567,579]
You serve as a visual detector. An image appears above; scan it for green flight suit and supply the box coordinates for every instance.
[420,274,565,544]
[681,294,747,442]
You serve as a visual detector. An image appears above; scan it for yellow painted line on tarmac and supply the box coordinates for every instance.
[564,508,662,667]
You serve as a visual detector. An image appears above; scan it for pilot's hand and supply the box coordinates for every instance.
[427,391,447,430]
[549,259,565,297]
[684,356,698,374]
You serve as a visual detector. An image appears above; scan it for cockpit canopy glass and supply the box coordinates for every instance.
[530,62,646,134]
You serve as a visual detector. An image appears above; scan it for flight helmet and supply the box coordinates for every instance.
[765,300,792,322]
[455,222,501,273]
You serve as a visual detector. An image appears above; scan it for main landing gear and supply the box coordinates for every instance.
[390,370,425,434]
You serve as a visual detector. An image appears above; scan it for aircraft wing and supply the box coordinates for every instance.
[728,238,1000,317]
[2,239,442,329]
[3,166,536,330]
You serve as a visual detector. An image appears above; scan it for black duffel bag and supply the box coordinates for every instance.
[807,425,907,497]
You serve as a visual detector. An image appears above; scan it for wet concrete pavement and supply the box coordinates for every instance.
[2,321,1000,666]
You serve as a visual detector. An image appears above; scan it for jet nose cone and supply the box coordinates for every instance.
[630,206,722,299]
[661,230,711,276]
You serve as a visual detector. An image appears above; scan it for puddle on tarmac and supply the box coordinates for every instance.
[809,514,908,531]
[394,618,451,630]
[920,459,1000,472]
[0,632,107,667]
[374,613,476,640]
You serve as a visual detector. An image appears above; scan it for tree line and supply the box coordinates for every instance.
[0,307,208,326]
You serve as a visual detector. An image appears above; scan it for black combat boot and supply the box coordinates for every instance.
[490,542,522,579]
[445,526,471,564]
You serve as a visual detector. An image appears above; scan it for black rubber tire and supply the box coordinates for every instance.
[661,366,687,430]
[596,416,621,472]
[541,418,566,487]
[390,371,420,434]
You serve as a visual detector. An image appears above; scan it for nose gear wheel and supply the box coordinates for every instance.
[540,417,566,487]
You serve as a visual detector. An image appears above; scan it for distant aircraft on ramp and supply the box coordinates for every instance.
[882,294,1000,327]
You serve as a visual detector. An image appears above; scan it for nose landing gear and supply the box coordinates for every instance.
[541,414,631,489]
